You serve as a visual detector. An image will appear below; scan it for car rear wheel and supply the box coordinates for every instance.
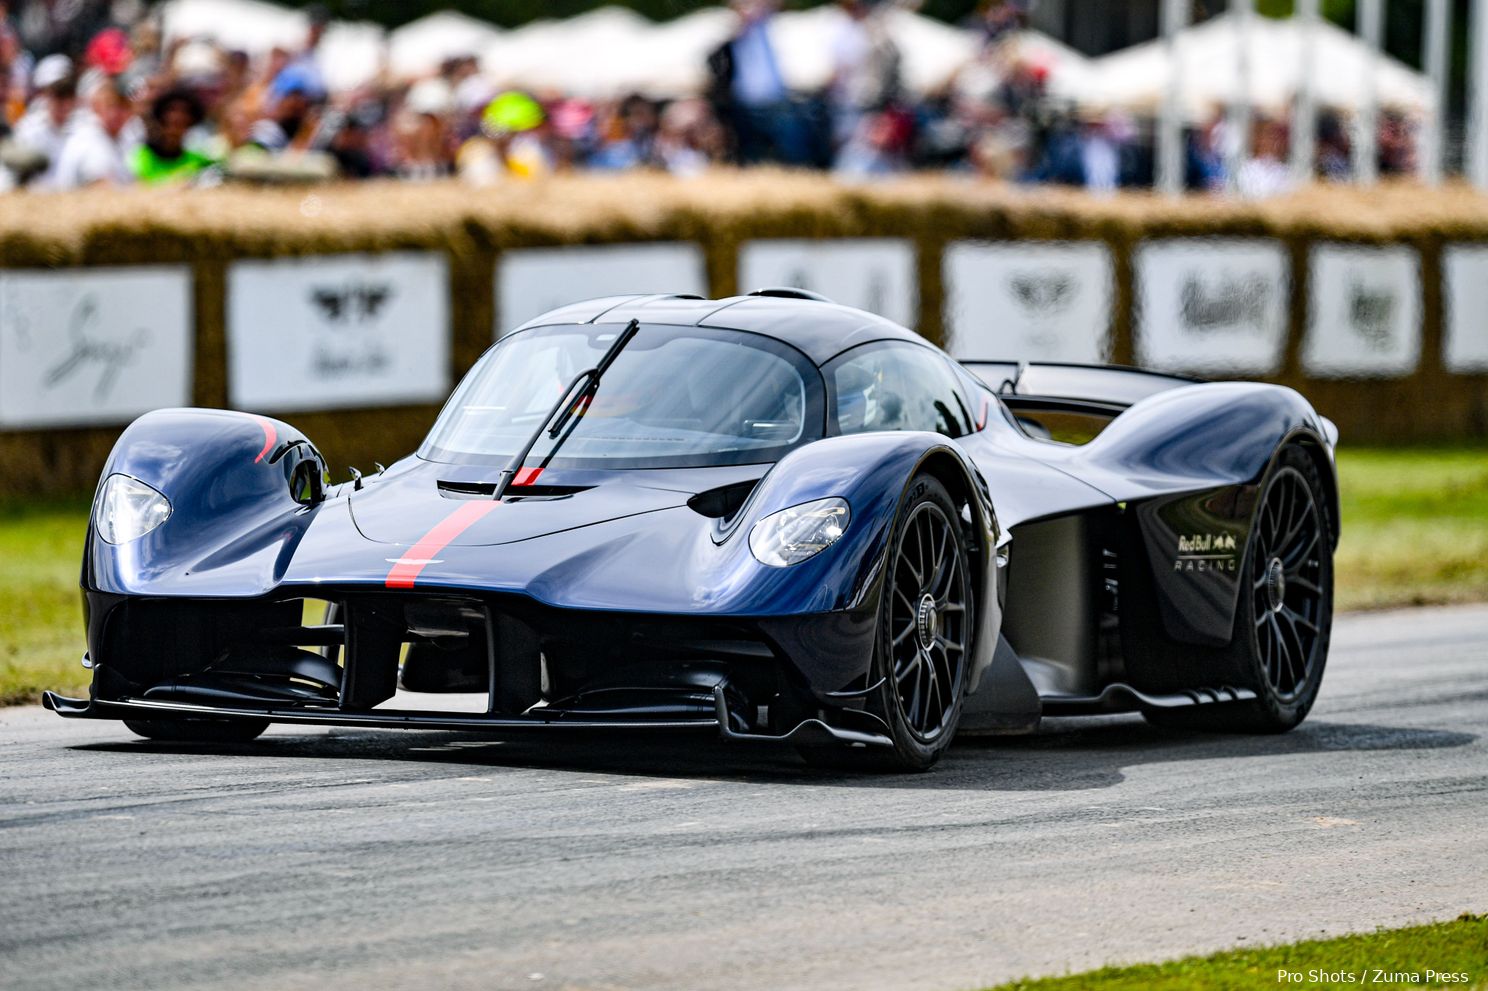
[799,474,974,771]
[1145,445,1333,733]
[124,718,270,743]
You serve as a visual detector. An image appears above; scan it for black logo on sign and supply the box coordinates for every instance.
[39,294,151,401]
[306,280,396,379]
[1008,273,1075,315]
[1180,274,1269,332]
[1347,280,1395,350]
[310,283,393,323]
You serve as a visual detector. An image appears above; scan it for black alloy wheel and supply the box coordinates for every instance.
[886,495,972,744]
[797,474,975,771]
[1250,465,1327,704]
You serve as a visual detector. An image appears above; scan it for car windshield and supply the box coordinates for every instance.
[420,323,824,468]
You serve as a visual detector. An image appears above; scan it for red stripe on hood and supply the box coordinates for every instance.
[385,501,500,589]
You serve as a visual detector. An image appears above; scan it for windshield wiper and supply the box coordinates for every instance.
[490,319,640,501]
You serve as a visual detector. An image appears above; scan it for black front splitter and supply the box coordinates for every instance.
[42,689,895,749]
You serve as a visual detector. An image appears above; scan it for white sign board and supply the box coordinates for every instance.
[1135,239,1290,375]
[1304,244,1420,378]
[1442,244,1488,373]
[497,243,707,335]
[943,241,1112,361]
[738,239,917,327]
[228,253,450,411]
[0,266,192,428]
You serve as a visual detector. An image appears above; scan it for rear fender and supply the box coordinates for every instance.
[1077,384,1336,669]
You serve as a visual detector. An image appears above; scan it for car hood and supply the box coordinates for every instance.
[348,460,761,547]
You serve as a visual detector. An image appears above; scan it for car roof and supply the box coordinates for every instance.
[512,293,931,366]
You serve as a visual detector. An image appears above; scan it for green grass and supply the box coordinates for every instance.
[0,498,90,705]
[984,914,1487,990]
[1335,447,1488,611]
[0,445,1484,706]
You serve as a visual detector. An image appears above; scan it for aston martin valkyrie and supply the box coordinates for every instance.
[47,290,1339,770]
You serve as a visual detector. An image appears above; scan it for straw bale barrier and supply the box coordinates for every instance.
[0,173,1483,498]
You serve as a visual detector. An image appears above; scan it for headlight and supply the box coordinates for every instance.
[749,497,850,567]
[96,474,171,544]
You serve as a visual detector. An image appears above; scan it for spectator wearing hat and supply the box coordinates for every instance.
[52,75,134,189]
[248,62,325,153]
[457,91,550,184]
[12,54,74,186]
[394,77,455,180]
[131,87,215,185]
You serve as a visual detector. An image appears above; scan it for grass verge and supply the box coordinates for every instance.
[1,445,1484,705]
[984,913,1487,991]
[1334,447,1488,611]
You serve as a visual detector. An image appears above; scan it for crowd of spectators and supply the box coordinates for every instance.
[0,0,1422,195]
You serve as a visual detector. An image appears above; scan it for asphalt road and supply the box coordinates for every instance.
[2,605,1486,991]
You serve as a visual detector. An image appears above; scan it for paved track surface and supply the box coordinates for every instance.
[3,605,1486,991]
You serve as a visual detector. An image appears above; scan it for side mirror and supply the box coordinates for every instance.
[281,443,328,505]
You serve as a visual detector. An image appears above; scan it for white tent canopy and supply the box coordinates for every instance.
[160,0,383,89]
[476,5,1079,102]
[1091,12,1434,119]
[160,0,307,52]
[388,11,502,79]
[157,0,1092,104]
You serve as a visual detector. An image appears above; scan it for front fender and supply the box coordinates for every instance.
[737,432,1002,695]
[86,408,328,596]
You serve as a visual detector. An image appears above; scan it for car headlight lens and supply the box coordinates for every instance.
[96,474,171,544]
[749,497,850,567]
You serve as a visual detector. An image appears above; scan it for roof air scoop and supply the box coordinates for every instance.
[748,287,834,304]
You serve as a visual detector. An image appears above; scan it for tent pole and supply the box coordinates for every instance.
[1474,0,1488,188]
[1422,0,1452,184]
[1291,0,1319,185]
[1157,0,1189,196]
[1225,0,1254,195]
[1356,0,1383,185]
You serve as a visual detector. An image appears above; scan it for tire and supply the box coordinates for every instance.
[124,718,270,743]
[1145,445,1334,734]
[799,474,975,771]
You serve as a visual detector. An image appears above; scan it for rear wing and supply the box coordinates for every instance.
[959,360,1201,414]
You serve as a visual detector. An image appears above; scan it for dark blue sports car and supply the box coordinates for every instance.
[48,290,1339,770]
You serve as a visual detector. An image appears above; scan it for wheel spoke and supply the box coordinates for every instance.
[910,508,922,586]
[1267,613,1292,691]
[1282,605,1318,634]
[1288,575,1322,596]
[1261,615,1278,685]
[892,620,917,648]
[1281,528,1319,570]
[929,523,949,594]
[920,656,937,729]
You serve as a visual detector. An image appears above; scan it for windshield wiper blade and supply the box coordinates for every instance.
[490,319,640,502]
[547,318,639,439]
